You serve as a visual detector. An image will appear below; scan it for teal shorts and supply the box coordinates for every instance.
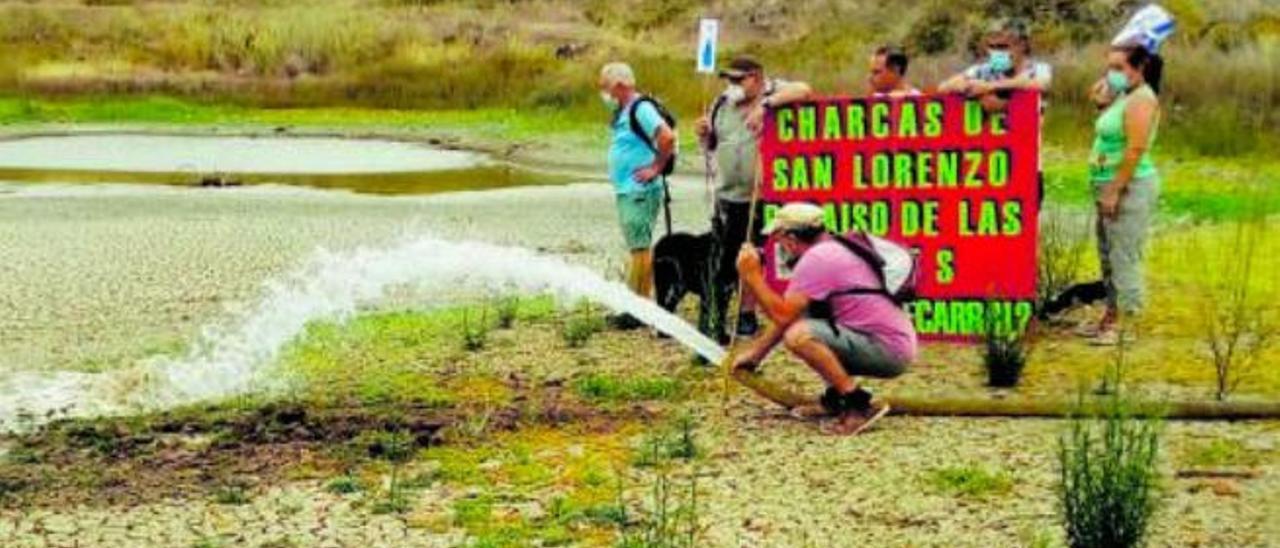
[616,185,663,251]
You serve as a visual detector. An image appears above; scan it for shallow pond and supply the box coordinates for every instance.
[0,133,570,194]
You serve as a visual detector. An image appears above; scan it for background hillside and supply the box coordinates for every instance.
[1,0,1276,155]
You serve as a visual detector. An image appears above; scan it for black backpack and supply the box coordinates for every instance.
[627,95,678,176]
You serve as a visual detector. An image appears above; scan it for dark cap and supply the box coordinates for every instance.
[718,56,764,79]
[986,17,1030,40]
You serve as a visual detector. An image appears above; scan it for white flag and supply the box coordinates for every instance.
[696,19,719,74]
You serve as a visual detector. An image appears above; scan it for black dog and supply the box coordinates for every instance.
[1038,280,1107,320]
[652,231,731,344]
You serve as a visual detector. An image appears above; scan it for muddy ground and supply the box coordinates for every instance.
[0,134,1277,546]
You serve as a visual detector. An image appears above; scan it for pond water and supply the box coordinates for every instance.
[0,134,569,194]
[0,134,483,174]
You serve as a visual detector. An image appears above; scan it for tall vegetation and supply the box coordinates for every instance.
[1194,204,1277,401]
[1058,396,1162,548]
[1059,331,1162,548]
[0,0,1275,154]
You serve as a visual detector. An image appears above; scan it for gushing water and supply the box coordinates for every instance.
[0,236,726,431]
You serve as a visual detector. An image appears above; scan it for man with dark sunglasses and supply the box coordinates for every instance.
[694,56,812,341]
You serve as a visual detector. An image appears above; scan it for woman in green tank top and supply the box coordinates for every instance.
[1079,43,1163,346]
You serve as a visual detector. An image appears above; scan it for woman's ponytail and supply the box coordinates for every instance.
[1142,53,1163,95]
[1115,42,1164,95]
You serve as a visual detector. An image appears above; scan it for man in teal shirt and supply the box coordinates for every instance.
[599,62,676,329]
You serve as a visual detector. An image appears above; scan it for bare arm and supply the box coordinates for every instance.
[740,269,809,363]
[1111,95,1157,191]
[938,73,971,93]
[767,81,813,106]
[651,124,676,171]
[989,73,1050,92]
[746,81,814,134]
[734,245,810,366]
[1089,78,1115,109]
[743,273,808,327]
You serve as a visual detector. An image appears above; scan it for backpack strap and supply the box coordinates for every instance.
[630,95,675,152]
[706,93,729,151]
[807,236,896,323]
[829,235,889,292]
[629,96,658,151]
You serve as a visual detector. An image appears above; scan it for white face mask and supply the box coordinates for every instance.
[600,91,618,109]
[724,84,747,104]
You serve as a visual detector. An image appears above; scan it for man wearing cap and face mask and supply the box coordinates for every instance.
[938,18,1052,112]
[694,56,812,340]
[733,203,917,436]
[940,18,1051,203]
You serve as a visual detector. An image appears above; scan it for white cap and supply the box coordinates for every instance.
[761,202,825,235]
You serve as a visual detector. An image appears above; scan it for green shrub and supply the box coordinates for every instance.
[1058,398,1162,548]
[325,475,362,494]
[1195,214,1277,401]
[494,295,519,329]
[561,305,605,348]
[360,429,415,514]
[461,308,490,352]
[617,468,699,548]
[212,484,251,505]
[982,307,1031,388]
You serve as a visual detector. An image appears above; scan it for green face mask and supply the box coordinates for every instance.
[1106,70,1131,94]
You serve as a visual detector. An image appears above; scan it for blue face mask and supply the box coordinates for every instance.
[987,50,1013,74]
[1106,70,1131,94]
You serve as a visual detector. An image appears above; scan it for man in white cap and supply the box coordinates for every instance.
[733,202,917,435]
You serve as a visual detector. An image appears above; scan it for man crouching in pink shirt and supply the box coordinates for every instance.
[733,202,917,436]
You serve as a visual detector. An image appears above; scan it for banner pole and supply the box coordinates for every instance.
[703,77,717,217]
[721,130,765,414]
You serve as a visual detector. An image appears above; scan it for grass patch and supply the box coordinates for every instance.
[415,426,633,545]
[632,413,701,468]
[925,465,1014,498]
[212,483,251,505]
[573,374,682,404]
[325,475,362,495]
[1180,438,1266,468]
[279,297,560,406]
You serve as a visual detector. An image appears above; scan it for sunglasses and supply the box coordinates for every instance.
[726,75,747,84]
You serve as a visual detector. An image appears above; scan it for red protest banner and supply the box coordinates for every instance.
[758,91,1041,339]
